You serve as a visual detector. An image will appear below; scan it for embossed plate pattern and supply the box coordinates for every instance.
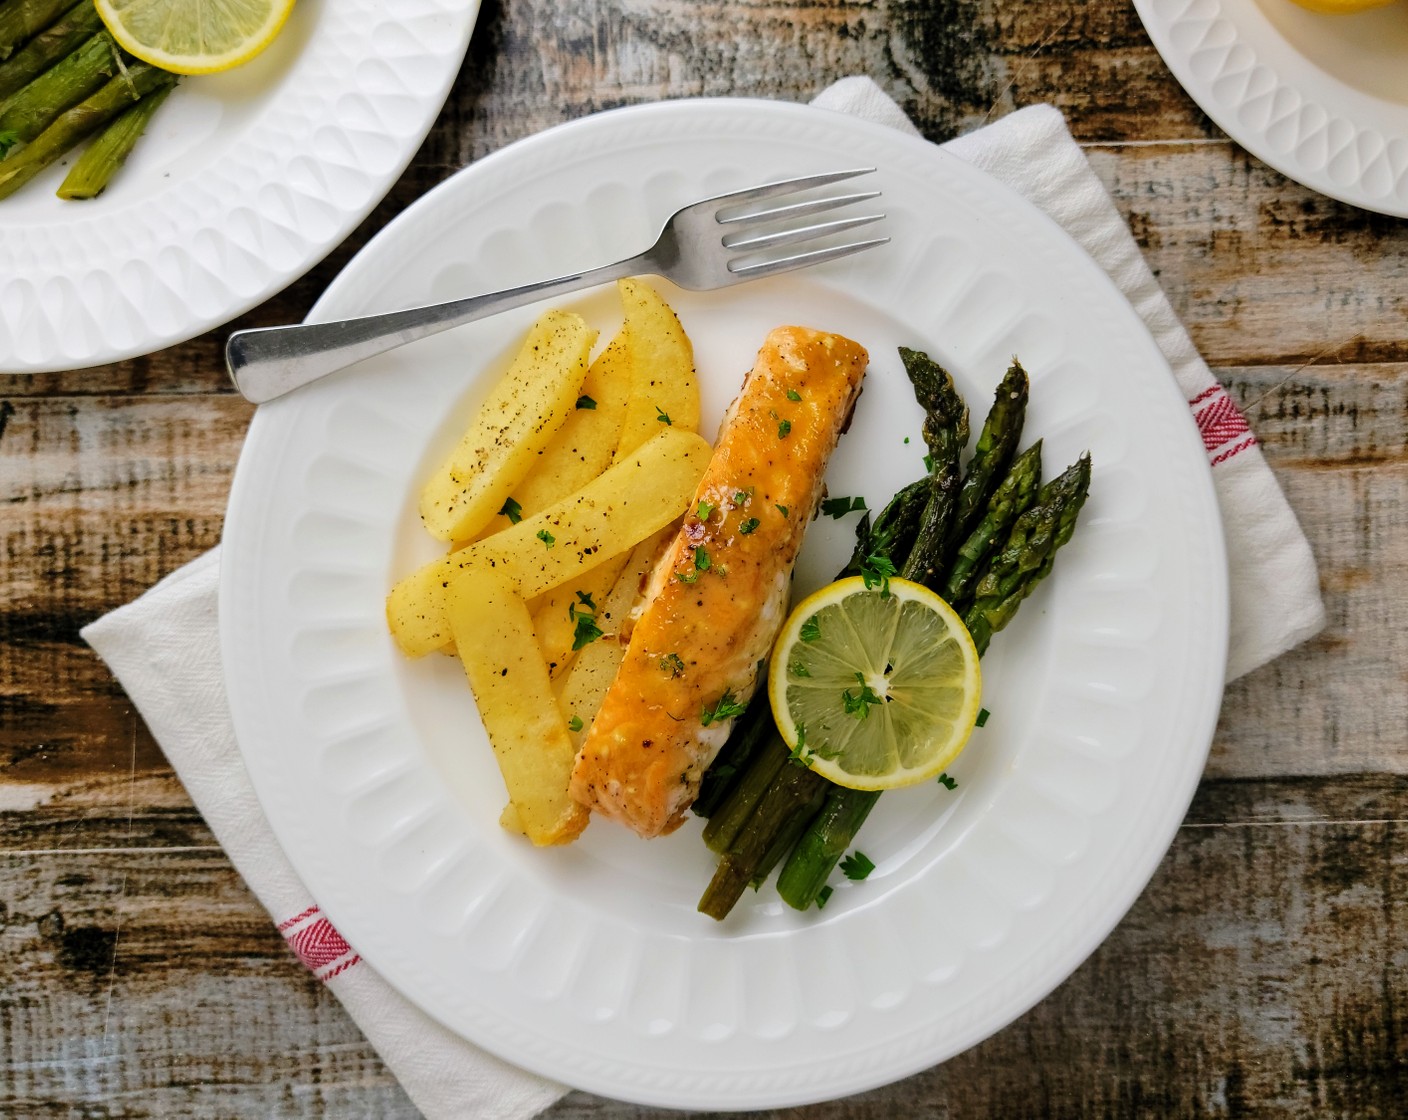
[220,100,1228,1108]
[1136,0,1408,217]
[0,0,479,373]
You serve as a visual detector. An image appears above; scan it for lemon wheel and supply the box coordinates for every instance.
[95,0,296,75]
[768,576,982,791]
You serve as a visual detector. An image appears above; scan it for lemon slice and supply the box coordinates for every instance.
[95,0,296,75]
[1286,0,1394,10]
[768,576,982,791]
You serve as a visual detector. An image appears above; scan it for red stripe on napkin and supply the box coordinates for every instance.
[1190,385,1256,465]
[280,906,362,982]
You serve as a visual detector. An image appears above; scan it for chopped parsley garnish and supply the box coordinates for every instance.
[976,707,990,728]
[676,570,699,583]
[733,488,753,505]
[655,405,672,425]
[777,418,792,439]
[536,528,555,548]
[575,590,596,610]
[937,772,958,790]
[659,652,685,678]
[700,687,747,727]
[904,436,910,444]
[694,546,711,572]
[785,388,802,402]
[816,884,834,909]
[0,130,17,158]
[840,851,875,881]
[498,497,523,524]
[738,517,760,535]
[775,504,789,518]
[842,672,883,720]
[787,725,814,767]
[575,394,597,410]
[789,659,810,678]
[697,499,714,521]
[923,453,935,472]
[567,715,584,732]
[799,616,821,643]
[860,552,898,597]
[569,606,604,650]
[821,495,868,519]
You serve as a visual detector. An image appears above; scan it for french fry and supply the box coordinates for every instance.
[419,310,595,543]
[530,549,631,678]
[472,332,632,540]
[445,566,588,846]
[616,278,701,454]
[555,526,675,747]
[388,428,711,657]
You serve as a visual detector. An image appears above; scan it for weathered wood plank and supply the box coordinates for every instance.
[1,774,1403,1118]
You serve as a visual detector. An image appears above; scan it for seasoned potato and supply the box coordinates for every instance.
[444,566,588,846]
[615,278,700,454]
[472,332,632,540]
[530,549,631,679]
[419,310,595,543]
[387,428,711,658]
[555,526,674,747]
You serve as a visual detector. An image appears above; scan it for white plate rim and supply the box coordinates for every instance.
[1135,0,1408,217]
[219,97,1230,1108]
[0,0,480,373]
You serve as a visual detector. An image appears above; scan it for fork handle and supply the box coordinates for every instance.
[226,255,645,403]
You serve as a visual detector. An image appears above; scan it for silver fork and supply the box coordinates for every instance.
[226,168,887,403]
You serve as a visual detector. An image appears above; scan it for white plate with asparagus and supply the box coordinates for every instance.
[220,99,1229,1108]
[0,0,480,372]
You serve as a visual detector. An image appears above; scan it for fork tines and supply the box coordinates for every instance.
[713,168,888,278]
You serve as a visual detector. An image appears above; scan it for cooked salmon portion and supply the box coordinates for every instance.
[570,326,869,838]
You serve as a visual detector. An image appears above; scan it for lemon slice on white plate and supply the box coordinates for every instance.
[768,576,982,791]
[96,0,296,75]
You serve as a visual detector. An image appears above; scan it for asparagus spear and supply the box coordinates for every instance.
[0,0,77,60]
[0,62,174,201]
[942,439,1043,610]
[945,359,1029,559]
[0,31,125,144]
[0,0,99,101]
[898,348,968,586]
[774,786,880,910]
[964,453,1092,656]
[700,730,789,854]
[692,688,775,819]
[58,81,172,199]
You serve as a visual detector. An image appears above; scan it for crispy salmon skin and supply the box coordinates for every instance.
[569,326,868,837]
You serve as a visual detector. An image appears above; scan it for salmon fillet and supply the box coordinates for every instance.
[569,326,869,838]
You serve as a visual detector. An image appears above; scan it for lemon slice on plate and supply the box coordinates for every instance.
[1285,0,1395,10]
[96,0,296,75]
[768,576,982,791]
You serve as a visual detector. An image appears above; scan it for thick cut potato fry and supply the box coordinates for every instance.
[531,548,631,678]
[555,526,675,748]
[445,566,588,846]
[387,428,711,657]
[419,310,595,543]
[616,279,700,454]
[473,333,632,540]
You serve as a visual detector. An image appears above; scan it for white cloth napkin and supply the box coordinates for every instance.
[82,78,1323,1120]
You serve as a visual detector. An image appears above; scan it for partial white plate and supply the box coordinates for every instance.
[220,99,1228,1109]
[0,0,479,372]
[1136,0,1408,216]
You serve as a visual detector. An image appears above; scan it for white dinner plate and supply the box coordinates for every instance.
[0,0,479,373]
[1136,0,1408,217]
[220,99,1228,1109]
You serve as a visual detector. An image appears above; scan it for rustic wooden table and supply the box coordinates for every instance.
[4,1,1406,1116]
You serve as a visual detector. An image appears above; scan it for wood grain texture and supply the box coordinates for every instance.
[2,0,1406,1114]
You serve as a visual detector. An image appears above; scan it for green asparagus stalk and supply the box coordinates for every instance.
[0,0,78,60]
[963,453,1092,656]
[698,754,827,920]
[692,688,775,819]
[898,348,968,586]
[700,730,789,853]
[0,0,99,101]
[945,359,1029,559]
[774,786,881,910]
[57,81,171,199]
[0,32,125,144]
[750,774,828,888]
[942,440,1043,610]
[0,62,174,201]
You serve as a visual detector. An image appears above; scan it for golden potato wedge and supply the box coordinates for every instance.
[388,428,711,657]
[555,526,675,748]
[419,310,595,543]
[530,548,631,679]
[445,566,588,846]
[616,278,700,454]
[472,332,632,540]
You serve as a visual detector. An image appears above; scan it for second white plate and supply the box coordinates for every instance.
[220,99,1228,1108]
